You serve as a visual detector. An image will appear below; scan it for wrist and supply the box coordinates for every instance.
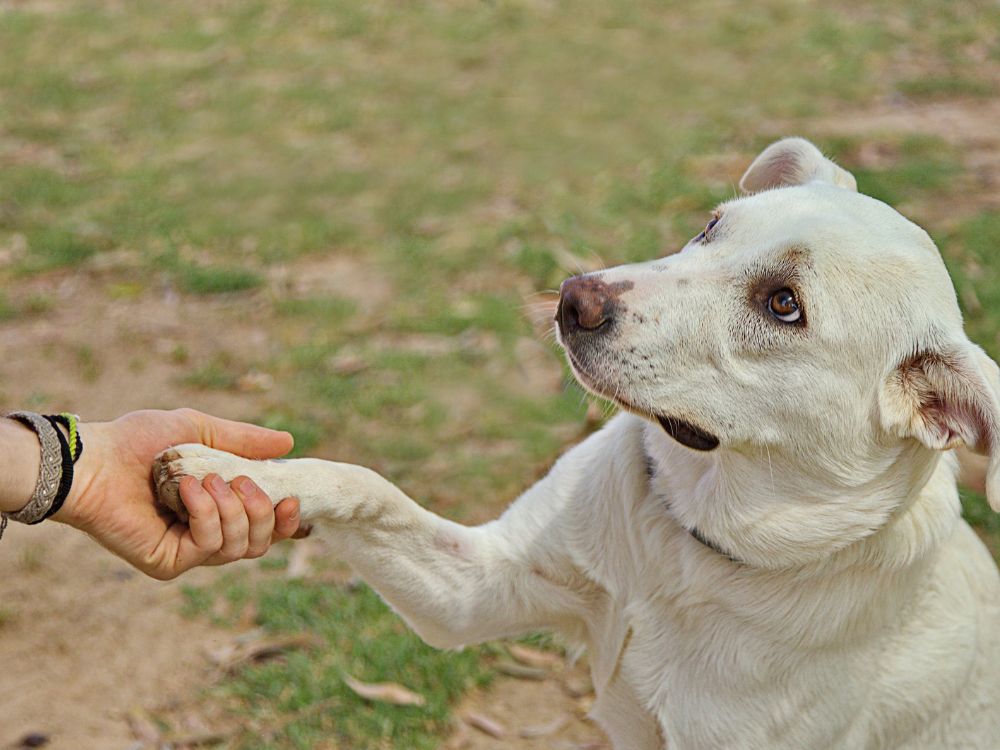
[0,417,43,513]
[51,421,106,530]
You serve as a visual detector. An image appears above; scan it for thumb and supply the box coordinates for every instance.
[182,410,294,459]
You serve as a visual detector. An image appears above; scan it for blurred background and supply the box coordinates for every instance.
[1,1,998,748]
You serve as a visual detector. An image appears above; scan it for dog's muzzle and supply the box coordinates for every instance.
[557,274,721,453]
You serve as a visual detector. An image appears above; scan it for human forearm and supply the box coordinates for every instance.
[0,416,42,513]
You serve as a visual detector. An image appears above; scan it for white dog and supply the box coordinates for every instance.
[155,138,1000,749]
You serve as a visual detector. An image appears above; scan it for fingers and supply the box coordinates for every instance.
[177,408,294,459]
[273,497,302,541]
[179,475,225,558]
[190,475,294,564]
[179,473,253,562]
[203,474,251,561]
[232,477,276,558]
[167,472,298,577]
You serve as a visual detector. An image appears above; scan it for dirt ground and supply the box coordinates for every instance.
[3,96,1000,749]
[0,253,607,749]
[0,263,295,749]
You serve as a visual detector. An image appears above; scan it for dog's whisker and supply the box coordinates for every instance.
[587,249,608,272]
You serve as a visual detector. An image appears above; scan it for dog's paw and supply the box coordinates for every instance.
[153,444,252,521]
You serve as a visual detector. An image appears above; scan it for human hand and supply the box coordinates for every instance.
[55,408,300,579]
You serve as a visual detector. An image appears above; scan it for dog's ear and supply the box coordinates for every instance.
[739,137,857,194]
[880,342,1000,510]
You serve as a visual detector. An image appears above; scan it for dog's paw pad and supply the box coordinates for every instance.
[153,444,257,521]
[153,444,228,520]
[154,448,191,520]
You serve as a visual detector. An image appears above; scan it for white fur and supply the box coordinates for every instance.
[157,138,1000,749]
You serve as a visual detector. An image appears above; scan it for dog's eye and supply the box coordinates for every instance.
[768,288,802,323]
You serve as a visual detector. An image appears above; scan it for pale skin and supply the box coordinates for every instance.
[0,408,301,580]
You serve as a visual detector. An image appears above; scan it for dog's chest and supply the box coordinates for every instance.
[613,594,874,749]
[607,551,992,750]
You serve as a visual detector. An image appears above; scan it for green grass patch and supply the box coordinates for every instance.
[827,136,964,206]
[388,294,527,337]
[258,413,324,458]
[180,584,215,619]
[0,606,16,629]
[961,489,1000,558]
[20,227,106,272]
[275,296,356,324]
[898,76,996,99]
[175,262,264,295]
[75,344,101,383]
[940,211,1000,361]
[0,293,15,321]
[0,293,54,321]
[182,360,239,390]
[192,578,492,749]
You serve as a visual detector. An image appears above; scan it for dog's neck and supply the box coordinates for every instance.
[641,419,960,570]
[642,448,743,563]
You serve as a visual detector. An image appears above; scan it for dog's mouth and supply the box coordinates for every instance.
[655,415,719,451]
[564,347,720,451]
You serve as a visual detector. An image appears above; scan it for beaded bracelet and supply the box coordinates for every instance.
[0,411,81,540]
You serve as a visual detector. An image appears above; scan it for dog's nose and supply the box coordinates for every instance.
[557,275,614,334]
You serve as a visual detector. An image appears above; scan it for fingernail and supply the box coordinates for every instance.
[208,474,226,492]
[234,477,256,496]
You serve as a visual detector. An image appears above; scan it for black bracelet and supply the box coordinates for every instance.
[41,415,74,521]
[44,413,83,463]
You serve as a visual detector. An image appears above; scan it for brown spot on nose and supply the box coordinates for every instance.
[556,275,633,335]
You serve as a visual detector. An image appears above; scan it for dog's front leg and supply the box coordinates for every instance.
[154,444,591,648]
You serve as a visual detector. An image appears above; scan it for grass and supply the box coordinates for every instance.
[184,359,240,390]
[852,139,963,206]
[961,490,1000,558]
[3,0,1000,746]
[898,76,997,99]
[0,291,53,321]
[941,210,1000,356]
[0,293,14,321]
[176,263,264,295]
[182,573,492,749]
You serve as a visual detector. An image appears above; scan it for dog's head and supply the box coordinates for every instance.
[557,138,1000,562]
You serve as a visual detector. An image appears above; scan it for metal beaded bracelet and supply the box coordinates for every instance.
[0,411,65,540]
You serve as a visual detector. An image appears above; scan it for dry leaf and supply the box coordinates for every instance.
[343,675,426,706]
[509,643,562,668]
[464,711,506,738]
[162,729,233,747]
[519,713,571,738]
[236,370,274,392]
[211,633,323,675]
[327,353,368,376]
[562,674,595,698]
[496,659,547,680]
